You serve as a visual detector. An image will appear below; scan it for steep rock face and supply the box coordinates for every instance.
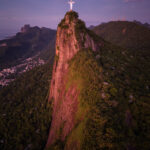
[46,11,102,148]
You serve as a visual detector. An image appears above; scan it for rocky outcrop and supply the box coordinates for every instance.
[46,11,102,148]
[21,24,30,33]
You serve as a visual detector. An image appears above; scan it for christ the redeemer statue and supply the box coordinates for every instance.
[68,0,75,11]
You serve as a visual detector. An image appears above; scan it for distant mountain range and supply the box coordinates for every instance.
[0,25,56,86]
[133,20,150,29]
[0,25,56,69]
[0,35,12,40]
[93,21,150,52]
[0,29,18,40]
[89,20,150,31]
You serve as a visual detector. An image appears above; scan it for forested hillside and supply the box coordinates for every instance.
[93,21,150,51]
[0,63,53,150]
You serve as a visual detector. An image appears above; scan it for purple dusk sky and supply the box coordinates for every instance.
[0,0,150,37]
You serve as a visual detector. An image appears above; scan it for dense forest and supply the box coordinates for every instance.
[0,63,53,150]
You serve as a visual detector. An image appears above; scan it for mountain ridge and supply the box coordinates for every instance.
[92,21,150,51]
[46,12,150,150]
[46,11,103,149]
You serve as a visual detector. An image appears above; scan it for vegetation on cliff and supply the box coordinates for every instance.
[58,11,78,28]
[62,42,150,149]
[48,12,150,149]
[0,63,53,150]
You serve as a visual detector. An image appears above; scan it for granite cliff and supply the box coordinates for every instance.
[46,11,103,149]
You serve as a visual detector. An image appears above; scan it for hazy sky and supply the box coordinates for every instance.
[0,0,150,35]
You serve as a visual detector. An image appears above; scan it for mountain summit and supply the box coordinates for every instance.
[46,11,103,149]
